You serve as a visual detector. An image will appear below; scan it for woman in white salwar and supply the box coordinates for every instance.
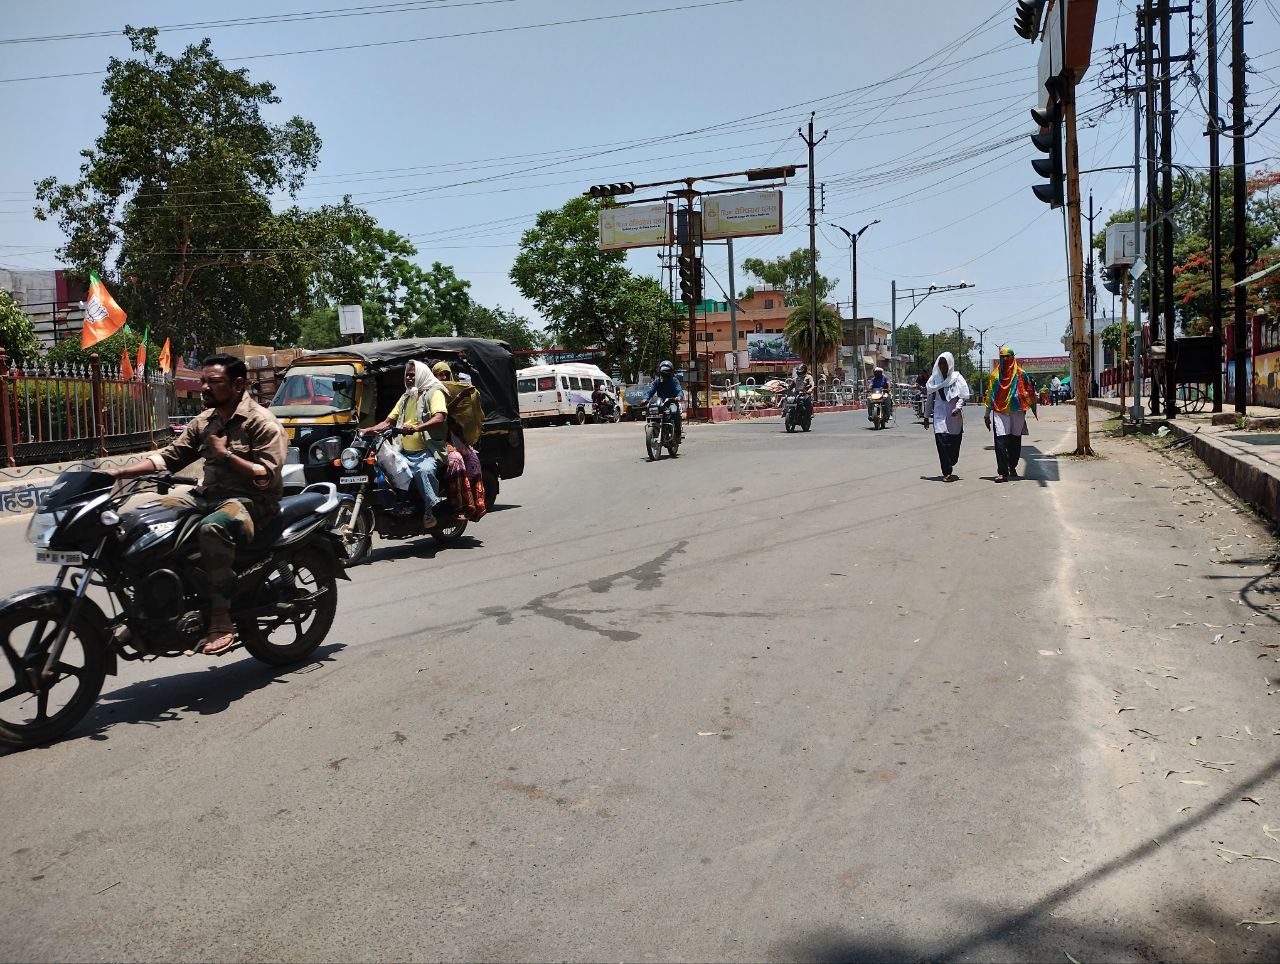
[923,351,969,482]
[982,347,1039,483]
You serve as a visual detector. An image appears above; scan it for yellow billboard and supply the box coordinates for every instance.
[702,191,783,240]
[598,203,671,251]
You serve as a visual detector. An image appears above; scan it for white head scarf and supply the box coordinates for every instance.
[927,351,969,401]
[404,359,445,402]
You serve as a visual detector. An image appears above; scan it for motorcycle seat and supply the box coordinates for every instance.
[246,491,330,550]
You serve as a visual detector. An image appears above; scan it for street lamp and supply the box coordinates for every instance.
[944,304,972,367]
[890,281,975,381]
[832,219,880,389]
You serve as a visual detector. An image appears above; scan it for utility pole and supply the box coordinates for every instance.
[971,325,993,391]
[833,219,879,394]
[1064,72,1094,455]
[1120,273,1130,414]
[727,237,739,386]
[1143,0,1161,416]
[945,305,972,369]
[1132,64,1146,424]
[1231,0,1249,413]
[890,279,897,382]
[1207,0,1225,412]
[1087,191,1097,397]
[1159,0,1176,417]
[799,113,827,372]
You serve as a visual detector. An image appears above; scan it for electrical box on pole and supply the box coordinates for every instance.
[1104,222,1138,267]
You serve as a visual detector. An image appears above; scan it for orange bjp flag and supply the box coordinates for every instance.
[80,271,127,349]
[135,340,146,375]
[158,337,172,374]
[119,347,134,381]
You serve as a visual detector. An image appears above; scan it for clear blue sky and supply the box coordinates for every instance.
[2,0,1278,360]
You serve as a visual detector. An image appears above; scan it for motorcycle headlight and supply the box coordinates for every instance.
[25,510,64,548]
[339,447,361,471]
[308,438,342,465]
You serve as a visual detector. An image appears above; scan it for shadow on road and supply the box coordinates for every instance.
[66,642,346,745]
[362,534,484,565]
[777,753,1280,962]
[1019,445,1059,487]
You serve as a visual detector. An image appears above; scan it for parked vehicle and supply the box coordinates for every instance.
[516,363,617,426]
[330,428,472,565]
[782,392,813,433]
[0,470,348,750]
[867,390,892,430]
[645,399,682,461]
[271,337,523,504]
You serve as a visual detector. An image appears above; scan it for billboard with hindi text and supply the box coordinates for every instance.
[598,203,672,251]
[702,191,783,241]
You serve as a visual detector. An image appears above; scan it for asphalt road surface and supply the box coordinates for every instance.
[1,408,1277,963]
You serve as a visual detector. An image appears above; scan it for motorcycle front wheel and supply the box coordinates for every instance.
[0,594,108,750]
[334,502,374,566]
[240,551,337,666]
[645,423,661,461]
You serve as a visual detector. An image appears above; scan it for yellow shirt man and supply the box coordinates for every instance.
[388,388,448,456]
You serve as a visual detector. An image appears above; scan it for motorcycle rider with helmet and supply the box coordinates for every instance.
[794,363,815,419]
[645,361,684,441]
[867,366,892,421]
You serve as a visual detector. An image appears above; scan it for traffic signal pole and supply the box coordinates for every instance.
[1231,0,1248,414]
[1064,80,1095,456]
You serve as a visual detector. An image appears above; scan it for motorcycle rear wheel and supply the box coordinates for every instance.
[667,430,680,457]
[432,518,468,546]
[240,552,337,666]
[645,424,661,461]
[0,596,107,750]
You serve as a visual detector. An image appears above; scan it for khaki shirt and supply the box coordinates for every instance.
[151,393,287,519]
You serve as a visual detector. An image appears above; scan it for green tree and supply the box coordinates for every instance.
[784,304,843,368]
[510,196,675,379]
[401,262,471,338]
[296,301,395,351]
[741,248,837,307]
[459,304,544,352]
[0,290,41,364]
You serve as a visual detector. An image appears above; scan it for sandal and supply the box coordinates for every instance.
[199,628,238,656]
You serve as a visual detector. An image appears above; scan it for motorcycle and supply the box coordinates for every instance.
[0,470,348,750]
[592,393,621,423]
[781,392,813,433]
[330,428,472,566]
[911,388,926,423]
[645,399,682,461]
[867,390,892,430]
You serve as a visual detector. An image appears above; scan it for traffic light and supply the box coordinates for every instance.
[677,255,702,305]
[1101,266,1122,296]
[1030,75,1066,208]
[1013,0,1047,41]
[585,182,636,198]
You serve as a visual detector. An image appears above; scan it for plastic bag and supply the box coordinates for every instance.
[376,442,414,491]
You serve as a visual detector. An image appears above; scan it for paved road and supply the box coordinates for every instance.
[1,409,1277,962]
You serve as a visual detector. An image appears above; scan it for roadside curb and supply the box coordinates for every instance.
[1089,399,1280,525]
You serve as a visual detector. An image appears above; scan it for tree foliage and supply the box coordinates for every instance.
[784,304,843,368]
[44,327,160,371]
[459,304,544,352]
[33,27,444,352]
[0,290,41,364]
[510,196,676,380]
[742,248,837,307]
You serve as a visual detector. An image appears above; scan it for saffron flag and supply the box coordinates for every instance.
[136,324,149,377]
[158,337,172,374]
[80,271,127,349]
[119,347,134,381]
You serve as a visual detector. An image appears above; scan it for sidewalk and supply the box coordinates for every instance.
[1089,397,1280,525]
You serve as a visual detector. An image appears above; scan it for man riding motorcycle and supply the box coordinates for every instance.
[793,364,815,417]
[107,353,289,656]
[867,366,892,421]
[645,361,684,441]
[361,361,449,529]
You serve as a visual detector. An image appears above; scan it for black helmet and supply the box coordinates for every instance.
[796,364,808,374]
[658,360,674,375]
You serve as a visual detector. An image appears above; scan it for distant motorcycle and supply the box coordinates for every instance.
[867,390,892,430]
[782,392,813,433]
[911,388,926,423]
[592,392,621,423]
[645,399,682,460]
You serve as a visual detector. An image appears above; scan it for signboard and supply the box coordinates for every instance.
[543,348,605,364]
[723,349,751,371]
[338,304,364,335]
[747,332,799,364]
[702,191,783,241]
[598,203,671,251]
[1018,354,1071,374]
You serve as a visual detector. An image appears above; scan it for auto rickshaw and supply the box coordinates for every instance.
[270,337,524,502]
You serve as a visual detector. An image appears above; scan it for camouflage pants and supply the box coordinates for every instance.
[162,493,256,613]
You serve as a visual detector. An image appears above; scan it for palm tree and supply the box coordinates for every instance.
[784,304,843,369]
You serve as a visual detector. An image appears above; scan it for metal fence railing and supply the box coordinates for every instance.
[0,350,171,467]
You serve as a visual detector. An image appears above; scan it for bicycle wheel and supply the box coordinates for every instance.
[1181,384,1209,414]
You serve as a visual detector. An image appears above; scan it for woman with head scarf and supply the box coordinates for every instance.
[361,360,449,526]
[923,351,969,482]
[983,347,1039,483]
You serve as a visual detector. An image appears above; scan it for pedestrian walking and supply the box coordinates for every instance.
[983,347,1038,483]
[1049,375,1062,405]
[923,351,969,483]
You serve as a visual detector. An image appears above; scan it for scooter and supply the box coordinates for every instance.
[867,390,892,430]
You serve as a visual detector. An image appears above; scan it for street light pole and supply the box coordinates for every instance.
[832,219,879,394]
[971,325,994,395]
[944,304,973,368]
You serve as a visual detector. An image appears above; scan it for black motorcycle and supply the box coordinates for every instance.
[645,399,682,461]
[592,392,621,423]
[0,470,348,750]
[331,428,470,566]
[782,392,813,433]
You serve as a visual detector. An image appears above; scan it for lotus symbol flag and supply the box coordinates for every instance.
[80,271,127,349]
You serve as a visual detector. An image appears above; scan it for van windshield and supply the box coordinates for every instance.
[270,363,358,417]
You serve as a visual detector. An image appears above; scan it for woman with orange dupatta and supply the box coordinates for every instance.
[983,347,1039,483]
